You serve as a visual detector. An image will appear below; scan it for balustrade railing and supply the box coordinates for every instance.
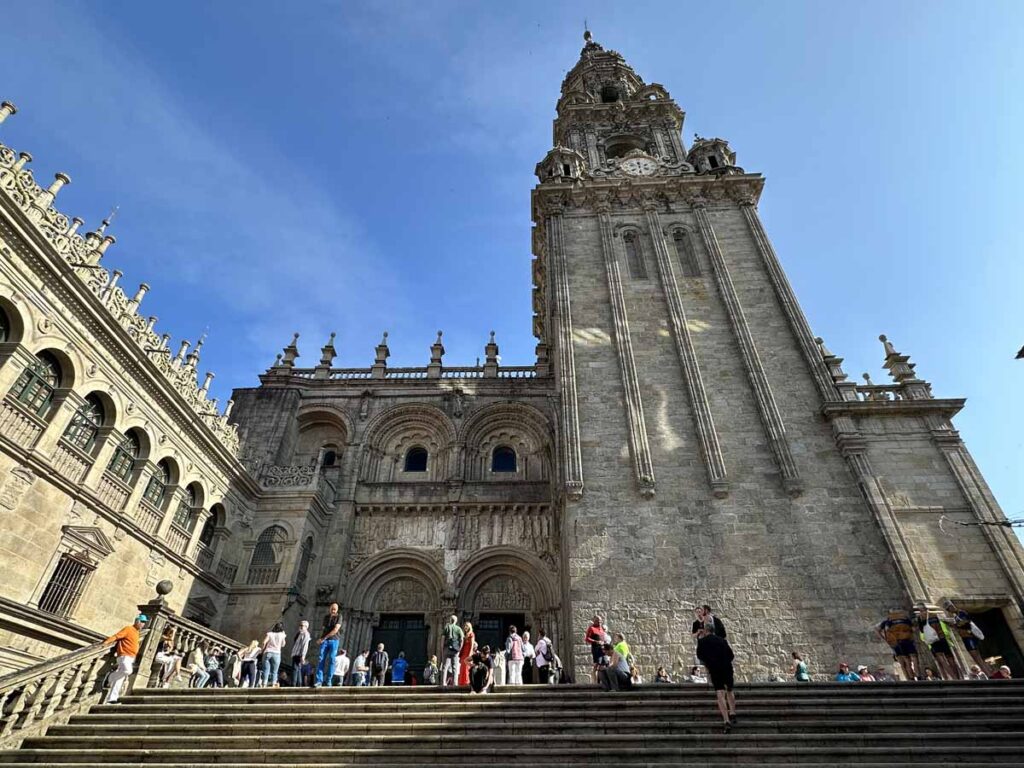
[246,564,280,585]
[0,633,119,747]
[0,397,45,449]
[855,384,906,402]
[215,560,238,584]
[135,500,164,536]
[194,544,214,572]
[165,524,190,556]
[52,440,92,483]
[96,472,131,512]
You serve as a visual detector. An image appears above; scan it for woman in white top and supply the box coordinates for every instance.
[239,641,260,688]
[521,631,536,684]
[260,622,287,688]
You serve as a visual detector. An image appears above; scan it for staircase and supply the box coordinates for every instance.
[1,681,1023,766]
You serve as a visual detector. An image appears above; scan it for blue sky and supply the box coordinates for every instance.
[3,1,1023,529]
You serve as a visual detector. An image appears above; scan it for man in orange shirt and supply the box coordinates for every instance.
[102,614,147,704]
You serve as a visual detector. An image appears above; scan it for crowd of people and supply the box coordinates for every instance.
[98,596,1014,724]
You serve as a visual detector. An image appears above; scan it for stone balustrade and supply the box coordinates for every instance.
[134,501,163,536]
[95,473,131,512]
[0,397,44,449]
[51,441,91,484]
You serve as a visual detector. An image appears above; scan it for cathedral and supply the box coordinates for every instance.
[0,33,1022,681]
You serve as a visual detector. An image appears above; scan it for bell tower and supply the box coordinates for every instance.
[531,32,912,677]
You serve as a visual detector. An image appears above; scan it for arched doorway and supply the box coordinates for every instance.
[343,549,446,684]
[456,546,561,681]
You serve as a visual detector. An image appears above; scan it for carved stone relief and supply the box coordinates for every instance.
[0,466,34,510]
[475,575,532,611]
[374,577,431,612]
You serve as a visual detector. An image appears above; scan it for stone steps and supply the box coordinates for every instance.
[3,682,1023,764]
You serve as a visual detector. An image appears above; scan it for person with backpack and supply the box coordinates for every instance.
[534,629,558,685]
[505,625,525,685]
[390,651,408,685]
[440,614,464,687]
[370,643,389,686]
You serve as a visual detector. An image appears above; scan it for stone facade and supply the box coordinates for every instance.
[0,35,1022,681]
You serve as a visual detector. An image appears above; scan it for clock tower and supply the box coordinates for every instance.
[532,32,911,674]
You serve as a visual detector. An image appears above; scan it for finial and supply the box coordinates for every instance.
[489,330,496,343]
[67,217,84,237]
[279,332,300,368]
[316,331,338,374]
[879,333,898,358]
[97,206,119,235]
[201,372,215,393]
[195,329,208,353]
[862,372,874,386]
[223,399,235,419]
[146,316,158,333]
[173,340,191,365]
[131,283,150,304]
[0,101,17,125]
[814,337,833,358]
[436,330,443,343]
[13,152,31,172]
[381,331,388,344]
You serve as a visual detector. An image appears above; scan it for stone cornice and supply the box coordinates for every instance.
[821,398,966,419]
[531,173,765,222]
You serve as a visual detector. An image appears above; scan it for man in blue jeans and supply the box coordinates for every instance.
[314,602,341,687]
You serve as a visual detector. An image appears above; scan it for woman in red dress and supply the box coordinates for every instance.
[457,621,476,686]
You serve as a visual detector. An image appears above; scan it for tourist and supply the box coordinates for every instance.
[470,645,494,694]
[492,640,507,686]
[692,605,727,639]
[856,665,875,682]
[505,625,525,685]
[332,649,350,687]
[205,649,224,688]
[102,614,147,704]
[239,640,260,688]
[351,649,369,687]
[915,604,960,681]
[923,668,937,681]
[290,619,311,687]
[876,607,918,681]
[457,622,476,686]
[423,655,440,685]
[260,621,287,688]
[314,603,341,688]
[968,664,988,680]
[153,627,182,687]
[440,614,464,687]
[599,638,632,692]
[391,651,408,685]
[534,629,557,685]
[790,652,810,682]
[695,622,737,733]
[584,615,606,683]
[654,666,672,683]
[187,642,210,688]
[834,662,860,682]
[370,642,389,686]
[943,599,990,676]
[990,665,1012,680]
[873,665,894,682]
[687,665,707,684]
[521,630,536,684]
[630,663,643,685]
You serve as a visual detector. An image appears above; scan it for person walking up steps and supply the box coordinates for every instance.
[314,602,341,687]
[370,643,389,686]
[943,599,990,676]
[440,614,464,687]
[876,607,919,681]
[695,621,737,733]
[290,620,311,687]
[102,614,147,704]
[260,622,287,688]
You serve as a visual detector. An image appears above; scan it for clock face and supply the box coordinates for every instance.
[620,157,658,176]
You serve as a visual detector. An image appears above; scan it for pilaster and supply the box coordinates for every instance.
[597,205,655,498]
[545,211,584,500]
[644,203,728,497]
[692,199,802,496]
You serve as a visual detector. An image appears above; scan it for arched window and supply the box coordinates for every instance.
[0,307,9,343]
[11,352,61,416]
[322,449,337,468]
[248,525,288,585]
[198,513,216,547]
[62,394,105,452]
[491,446,517,473]
[107,431,141,483]
[404,446,428,473]
[672,229,701,277]
[296,535,314,589]
[601,85,620,103]
[143,460,172,507]
[172,485,197,531]
[623,231,647,279]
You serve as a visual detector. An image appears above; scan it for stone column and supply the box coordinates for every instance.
[32,390,85,458]
[130,583,177,691]
[122,461,157,519]
[692,197,802,496]
[154,487,184,540]
[0,345,36,396]
[185,508,213,560]
[80,427,121,490]
[596,205,655,498]
[644,203,728,497]
[545,206,584,499]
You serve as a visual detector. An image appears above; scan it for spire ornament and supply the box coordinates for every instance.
[314,332,337,379]
[879,334,932,399]
[371,331,390,379]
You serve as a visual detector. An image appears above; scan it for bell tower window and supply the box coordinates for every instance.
[623,231,647,279]
[404,446,428,473]
[600,85,620,103]
[672,230,701,278]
